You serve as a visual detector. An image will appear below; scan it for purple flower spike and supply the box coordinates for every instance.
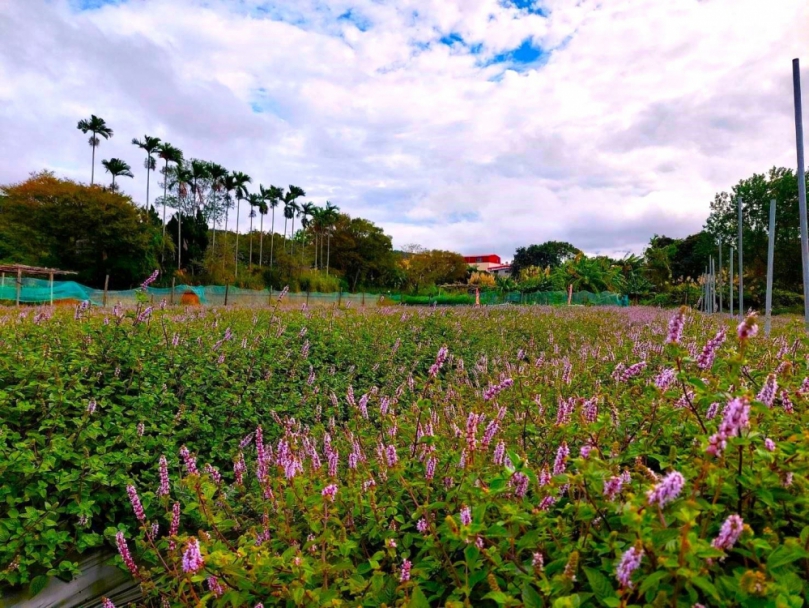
[616,546,644,588]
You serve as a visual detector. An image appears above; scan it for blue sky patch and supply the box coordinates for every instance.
[338,9,371,32]
[72,0,124,10]
[439,32,465,47]
[500,0,547,16]
[249,88,285,118]
[486,39,547,69]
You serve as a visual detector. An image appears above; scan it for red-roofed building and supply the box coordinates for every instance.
[463,254,502,271]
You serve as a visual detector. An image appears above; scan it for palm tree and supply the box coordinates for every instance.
[77,115,113,186]
[283,186,305,254]
[156,142,184,257]
[221,173,238,272]
[248,193,263,269]
[263,185,283,271]
[189,160,210,212]
[131,135,161,208]
[101,158,133,191]
[322,201,340,274]
[206,163,228,256]
[172,163,193,270]
[299,202,316,265]
[230,171,252,278]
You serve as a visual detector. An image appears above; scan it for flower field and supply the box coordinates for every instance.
[2,302,809,607]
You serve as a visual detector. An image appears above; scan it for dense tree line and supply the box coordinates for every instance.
[506,166,808,311]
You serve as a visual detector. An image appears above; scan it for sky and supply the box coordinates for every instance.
[0,0,806,260]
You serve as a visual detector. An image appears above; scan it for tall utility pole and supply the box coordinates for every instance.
[738,197,744,317]
[765,199,776,337]
[793,58,809,332]
[729,246,734,318]
[718,240,723,313]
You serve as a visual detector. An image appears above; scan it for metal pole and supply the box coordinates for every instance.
[16,268,22,307]
[710,257,715,313]
[729,246,734,317]
[718,242,723,313]
[793,58,809,331]
[103,274,109,307]
[765,199,777,337]
[738,197,744,317]
[224,283,229,306]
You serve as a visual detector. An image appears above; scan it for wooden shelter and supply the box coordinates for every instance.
[0,264,78,306]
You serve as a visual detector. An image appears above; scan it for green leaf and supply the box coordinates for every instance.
[522,582,544,608]
[638,570,669,596]
[29,575,49,597]
[583,567,615,602]
[689,576,720,601]
[768,545,809,570]
[408,585,431,608]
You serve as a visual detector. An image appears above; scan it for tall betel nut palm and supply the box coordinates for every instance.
[156,142,184,250]
[77,115,113,186]
[131,135,161,208]
[101,158,134,191]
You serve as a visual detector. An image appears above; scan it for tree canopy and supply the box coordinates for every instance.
[0,171,162,288]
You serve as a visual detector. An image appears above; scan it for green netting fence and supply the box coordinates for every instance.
[0,277,627,308]
[389,291,628,307]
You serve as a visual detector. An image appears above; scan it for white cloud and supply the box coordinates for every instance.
[0,0,806,260]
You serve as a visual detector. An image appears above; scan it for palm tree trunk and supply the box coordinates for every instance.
[249,211,254,270]
[145,159,150,209]
[327,234,331,275]
[259,214,264,267]
[91,142,96,186]
[112,174,116,190]
[210,192,217,254]
[235,198,240,279]
[270,206,276,271]
[178,208,183,270]
[162,161,168,262]
[283,217,288,254]
[291,217,296,255]
[223,205,229,272]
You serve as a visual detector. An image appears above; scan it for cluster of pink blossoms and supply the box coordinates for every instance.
[182,538,204,574]
[696,327,726,370]
[706,398,750,457]
[616,546,644,588]
[712,514,744,551]
[646,471,685,508]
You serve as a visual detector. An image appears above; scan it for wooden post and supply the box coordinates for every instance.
[307,290,311,307]
[16,268,22,307]
[170,277,176,306]
[338,289,342,307]
[361,292,365,307]
[729,246,734,317]
[224,284,229,306]
[268,287,272,306]
[49,272,54,306]
[567,284,573,306]
[103,274,109,307]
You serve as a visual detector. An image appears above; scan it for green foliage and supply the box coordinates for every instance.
[511,241,580,277]
[0,171,162,288]
[1,304,808,606]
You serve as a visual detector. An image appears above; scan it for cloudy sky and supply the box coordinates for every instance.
[0,0,806,259]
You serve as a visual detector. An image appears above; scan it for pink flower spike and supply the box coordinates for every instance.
[182,538,204,573]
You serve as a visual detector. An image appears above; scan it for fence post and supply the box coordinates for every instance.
[103,274,109,307]
[361,292,365,307]
[307,290,311,307]
[738,197,744,317]
[793,58,809,332]
[49,272,54,306]
[729,246,734,317]
[16,268,22,307]
[170,277,176,306]
[765,199,777,336]
[567,284,572,306]
[338,289,342,307]
[224,284,229,306]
